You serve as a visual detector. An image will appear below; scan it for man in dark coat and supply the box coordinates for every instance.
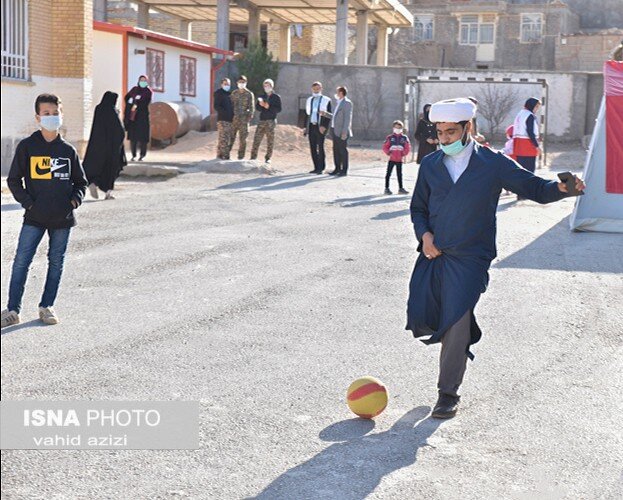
[304,81,332,174]
[407,98,585,419]
[124,75,152,161]
[83,91,127,200]
[214,77,234,160]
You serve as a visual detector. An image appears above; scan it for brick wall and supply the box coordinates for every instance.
[556,31,623,72]
[52,0,93,79]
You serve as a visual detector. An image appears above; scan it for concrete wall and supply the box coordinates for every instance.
[276,62,602,142]
[276,62,407,140]
[585,73,605,136]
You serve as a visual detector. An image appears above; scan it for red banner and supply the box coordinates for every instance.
[605,61,623,194]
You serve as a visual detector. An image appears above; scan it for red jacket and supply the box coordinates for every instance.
[382,133,411,162]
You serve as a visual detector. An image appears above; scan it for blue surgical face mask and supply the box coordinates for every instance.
[222,85,231,92]
[40,115,62,132]
[139,81,148,88]
[440,126,469,156]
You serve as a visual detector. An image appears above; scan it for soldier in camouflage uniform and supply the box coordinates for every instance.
[251,78,282,163]
[213,78,234,159]
[230,75,255,160]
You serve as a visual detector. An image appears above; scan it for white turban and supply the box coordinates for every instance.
[429,98,476,123]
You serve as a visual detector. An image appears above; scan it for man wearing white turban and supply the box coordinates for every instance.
[406,97,585,419]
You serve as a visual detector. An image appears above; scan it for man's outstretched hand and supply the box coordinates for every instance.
[557,174,586,194]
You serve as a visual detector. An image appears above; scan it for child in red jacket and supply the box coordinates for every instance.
[382,120,411,195]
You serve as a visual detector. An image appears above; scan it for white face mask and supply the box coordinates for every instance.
[393,128,402,135]
[335,94,343,101]
[222,84,231,91]
[263,86,273,93]
[312,91,321,97]
[238,82,247,90]
[40,115,62,132]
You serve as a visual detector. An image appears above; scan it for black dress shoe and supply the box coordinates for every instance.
[337,171,347,177]
[432,393,460,419]
[314,170,324,175]
[328,170,339,175]
[308,169,320,174]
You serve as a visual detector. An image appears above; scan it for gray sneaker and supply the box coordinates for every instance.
[1,309,20,328]
[88,183,99,199]
[39,306,59,325]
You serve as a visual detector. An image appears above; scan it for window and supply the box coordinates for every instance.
[460,15,495,45]
[413,15,434,41]
[146,48,165,92]
[179,55,196,97]
[521,13,543,43]
[460,15,479,45]
[479,24,494,44]
[1,0,29,80]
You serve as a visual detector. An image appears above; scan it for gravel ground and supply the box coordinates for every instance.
[1,144,622,499]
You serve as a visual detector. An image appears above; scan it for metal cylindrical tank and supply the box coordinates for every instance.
[149,101,203,141]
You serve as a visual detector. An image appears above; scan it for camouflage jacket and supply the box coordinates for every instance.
[231,88,255,120]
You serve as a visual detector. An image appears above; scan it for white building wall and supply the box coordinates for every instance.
[127,36,212,117]
[1,76,93,174]
[93,30,124,109]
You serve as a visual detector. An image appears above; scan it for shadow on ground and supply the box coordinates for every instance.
[495,216,623,273]
[251,406,440,500]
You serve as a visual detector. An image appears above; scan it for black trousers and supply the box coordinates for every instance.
[437,310,472,398]
[516,155,536,173]
[385,161,404,189]
[308,124,326,171]
[333,135,349,173]
[131,140,147,159]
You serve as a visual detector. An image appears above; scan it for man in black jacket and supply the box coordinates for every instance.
[1,93,87,328]
[214,78,234,160]
[250,78,282,164]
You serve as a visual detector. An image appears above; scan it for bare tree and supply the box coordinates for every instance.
[350,79,384,140]
[477,84,520,136]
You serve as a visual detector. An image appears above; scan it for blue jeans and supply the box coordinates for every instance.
[7,224,71,313]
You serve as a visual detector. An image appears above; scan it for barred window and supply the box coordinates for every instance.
[521,13,543,43]
[413,15,434,42]
[1,0,29,80]
[179,55,196,97]
[146,48,165,92]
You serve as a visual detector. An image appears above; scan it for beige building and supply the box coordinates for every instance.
[390,0,622,71]
[1,0,94,172]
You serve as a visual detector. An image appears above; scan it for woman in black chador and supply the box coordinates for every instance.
[124,75,153,161]
[83,91,127,200]
[414,103,439,164]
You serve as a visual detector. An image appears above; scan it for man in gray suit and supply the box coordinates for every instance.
[329,86,353,176]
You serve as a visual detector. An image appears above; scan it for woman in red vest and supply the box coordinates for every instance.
[512,97,542,174]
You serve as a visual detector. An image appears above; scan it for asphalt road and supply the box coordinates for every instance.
[1,160,622,499]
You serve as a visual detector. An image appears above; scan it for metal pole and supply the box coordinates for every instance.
[543,81,549,167]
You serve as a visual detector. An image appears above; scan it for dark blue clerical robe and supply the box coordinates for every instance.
[406,143,567,355]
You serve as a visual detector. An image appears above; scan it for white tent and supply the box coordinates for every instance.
[570,62,623,233]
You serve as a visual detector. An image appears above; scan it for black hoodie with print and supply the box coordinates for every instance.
[7,131,88,229]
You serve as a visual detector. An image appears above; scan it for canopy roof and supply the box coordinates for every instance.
[141,0,414,27]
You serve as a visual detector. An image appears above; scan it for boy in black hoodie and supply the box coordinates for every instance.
[1,94,87,328]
